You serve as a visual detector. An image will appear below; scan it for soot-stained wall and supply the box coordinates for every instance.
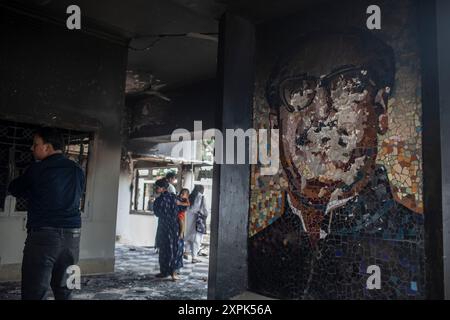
[0,6,127,280]
[248,0,425,299]
[128,79,217,141]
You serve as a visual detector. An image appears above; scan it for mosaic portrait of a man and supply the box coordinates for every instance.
[249,29,424,299]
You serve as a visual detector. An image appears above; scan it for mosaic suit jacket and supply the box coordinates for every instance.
[248,166,425,299]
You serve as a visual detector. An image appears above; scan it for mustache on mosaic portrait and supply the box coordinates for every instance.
[294,120,376,171]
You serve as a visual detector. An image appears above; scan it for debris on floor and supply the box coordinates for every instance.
[0,243,209,300]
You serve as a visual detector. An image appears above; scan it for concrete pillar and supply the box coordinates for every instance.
[420,0,447,299]
[436,0,450,299]
[208,13,255,300]
[182,166,194,192]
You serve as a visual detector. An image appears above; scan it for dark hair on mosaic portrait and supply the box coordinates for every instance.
[34,127,65,151]
[266,28,396,116]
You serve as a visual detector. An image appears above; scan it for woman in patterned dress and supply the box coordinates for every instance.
[153,178,180,281]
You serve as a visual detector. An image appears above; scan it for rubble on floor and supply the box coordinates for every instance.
[0,243,209,300]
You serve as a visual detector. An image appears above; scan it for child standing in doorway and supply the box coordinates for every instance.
[174,188,190,275]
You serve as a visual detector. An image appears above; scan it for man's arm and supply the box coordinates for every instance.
[77,166,86,193]
[8,166,34,198]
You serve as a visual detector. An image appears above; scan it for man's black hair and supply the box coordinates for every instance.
[165,171,176,180]
[34,127,65,151]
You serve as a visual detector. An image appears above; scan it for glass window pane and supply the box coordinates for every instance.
[138,169,149,176]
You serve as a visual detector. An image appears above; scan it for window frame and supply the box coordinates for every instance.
[130,165,179,215]
[0,121,97,219]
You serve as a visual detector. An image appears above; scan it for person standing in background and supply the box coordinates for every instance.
[165,171,177,194]
[174,188,190,273]
[185,185,208,263]
[153,178,180,281]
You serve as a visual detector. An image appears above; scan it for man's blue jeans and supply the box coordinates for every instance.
[21,227,81,300]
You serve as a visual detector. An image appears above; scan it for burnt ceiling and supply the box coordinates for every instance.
[10,0,327,92]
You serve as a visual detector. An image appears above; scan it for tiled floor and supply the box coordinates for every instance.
[0,242,210,300]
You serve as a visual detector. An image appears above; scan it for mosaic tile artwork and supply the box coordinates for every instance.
[248,0,424,300]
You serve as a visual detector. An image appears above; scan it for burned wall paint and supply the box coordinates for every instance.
[248,0,425,299]
[127,79,217,142]
[0,6,128,279]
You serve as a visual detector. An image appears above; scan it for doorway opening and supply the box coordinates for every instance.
[112,138,214,299]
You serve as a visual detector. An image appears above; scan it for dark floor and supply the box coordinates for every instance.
[0,243,209,300]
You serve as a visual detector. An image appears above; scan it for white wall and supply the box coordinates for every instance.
[116,164,159,248]
[115,169,158,247]
[79,133,122,262]
[119,214,158,247]
[115,170,132,242]
[0,214,27,265]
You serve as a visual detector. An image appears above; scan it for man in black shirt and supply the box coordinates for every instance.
[8,127,85,300]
